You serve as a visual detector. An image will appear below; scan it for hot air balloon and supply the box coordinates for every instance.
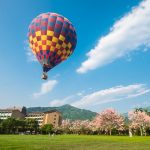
[28,13,77,80]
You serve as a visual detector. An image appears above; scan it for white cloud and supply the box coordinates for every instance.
[33,80,58,98]
[72,84,150,108]
[49,90,88,107]
[26,47,37,62]
[77,0,150,73]
[49,95,74,107]
[76,90,85,96]
[77,92,83,96]
[24,40,37,62]
[49,100,66,107]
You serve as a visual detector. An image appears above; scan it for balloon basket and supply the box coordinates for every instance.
[41,72,48,80]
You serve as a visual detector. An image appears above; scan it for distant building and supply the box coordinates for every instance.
[0,106,26,120]
[26,110,62,127]
[0,106,62,127]
[25,112,44,126]
[42,110,62,127]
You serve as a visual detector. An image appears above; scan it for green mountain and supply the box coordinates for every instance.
[145,106,150,112]
[27,104,97,120]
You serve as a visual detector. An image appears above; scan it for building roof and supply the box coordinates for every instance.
[44,110,61,114]
[0,106,25,112]
[27,112,44,116]
[0,109,13,113]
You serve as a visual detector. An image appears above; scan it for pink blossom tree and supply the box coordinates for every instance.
[93,108,125,135]
[128,110,150,136]
[60,119,72,134]
[61,119,92,134]
[70,120,92,134]
[70,120,81,134]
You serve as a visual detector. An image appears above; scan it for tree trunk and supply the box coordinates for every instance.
[143,128,147,136]
[140,127,143,136]
[129,128,132,137]
[109,129,112,135]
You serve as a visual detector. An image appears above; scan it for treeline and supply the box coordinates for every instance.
[1,108,150,136]
[56,108,150,136]
[0,118,39,134]
[0,118,54,134]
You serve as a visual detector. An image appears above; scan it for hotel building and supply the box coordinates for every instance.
[26,110,62,127]
[0,106,26,120]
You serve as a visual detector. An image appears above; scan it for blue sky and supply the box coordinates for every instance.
[0,0,150,113]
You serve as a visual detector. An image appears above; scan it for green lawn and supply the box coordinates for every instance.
[0,135,150,150]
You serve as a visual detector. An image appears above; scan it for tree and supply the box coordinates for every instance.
[60,119,72,134]
[41,124,53,134]
[0,119,2,133]
[15,119,26,133]
[135,108,150,115]
[1,118,17,134]
[25,118,39,134]
[71,120,82,134]
[128,110,150,136]
[93,108,125,135]
[71,120,92,134]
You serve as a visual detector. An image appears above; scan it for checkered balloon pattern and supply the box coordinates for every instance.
[28,12,77,72]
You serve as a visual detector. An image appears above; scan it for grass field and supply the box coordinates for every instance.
[0,135,150,150]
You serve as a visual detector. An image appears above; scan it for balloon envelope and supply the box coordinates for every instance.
[28,12,77,73]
